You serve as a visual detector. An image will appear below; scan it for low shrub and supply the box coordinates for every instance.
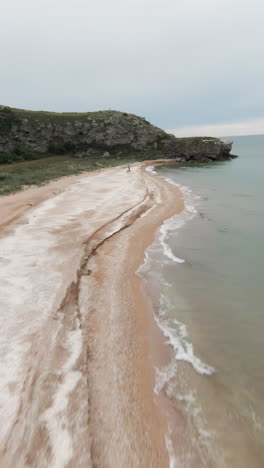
[0,172,12,180]
[48,141,76,154]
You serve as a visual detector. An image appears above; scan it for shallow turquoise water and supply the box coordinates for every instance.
[145,136,264,467]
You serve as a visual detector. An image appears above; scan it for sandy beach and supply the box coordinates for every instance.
[0,161,184,467]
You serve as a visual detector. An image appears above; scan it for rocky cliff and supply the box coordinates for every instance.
[0,106,236,162]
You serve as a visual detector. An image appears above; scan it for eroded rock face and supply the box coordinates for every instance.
[0,106,236,161]
[161,136,237,161]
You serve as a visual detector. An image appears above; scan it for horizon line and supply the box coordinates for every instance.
[167,117,264,138]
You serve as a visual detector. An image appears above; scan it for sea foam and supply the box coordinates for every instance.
[147,168,199,265]
[145,165,158,175]
[140,165,214,380]
[156,316,214,376]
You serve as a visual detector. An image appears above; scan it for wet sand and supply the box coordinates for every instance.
[0,161,184,467]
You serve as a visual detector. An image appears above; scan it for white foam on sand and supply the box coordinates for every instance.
[166,389,216,466]
[165,433,179,468]
[42,327,83,468]
[139,165,214,383]
[159,215,186,264]
[138,168,199,276]
[139,168,193,275]
[156,316,214,377]
[153,295,214,400]
[43,371,81,468]
[154,360,177,395]
[143,166,217,466]
[146,168,199,265]
[0,165,146,446]
[145,165,158,175]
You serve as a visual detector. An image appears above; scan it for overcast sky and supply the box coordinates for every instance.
[1,0,264,136]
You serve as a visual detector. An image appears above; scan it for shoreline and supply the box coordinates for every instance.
[81,164,186,466]
[0,166,121,237]
[0,159,175,236]
[0,161,186,466]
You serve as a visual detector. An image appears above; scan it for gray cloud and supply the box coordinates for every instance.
[1,0,264,130]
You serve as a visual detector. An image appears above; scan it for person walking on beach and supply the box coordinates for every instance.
[127,164,131,172]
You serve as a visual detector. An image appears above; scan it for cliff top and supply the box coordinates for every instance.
[0,105,153,128]
[0,105,234,165]
[0,105,217,142]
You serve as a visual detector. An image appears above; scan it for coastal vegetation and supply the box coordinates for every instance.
[0,154,141,196]
[0,105,234,160]
[0,105,235,195]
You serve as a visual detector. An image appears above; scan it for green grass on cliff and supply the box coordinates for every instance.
[0,154,142,196]
[0,105,151,128]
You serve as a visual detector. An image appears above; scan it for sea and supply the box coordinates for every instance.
[139,135,264,467]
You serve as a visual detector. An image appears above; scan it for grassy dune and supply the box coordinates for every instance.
[0,154,135,196]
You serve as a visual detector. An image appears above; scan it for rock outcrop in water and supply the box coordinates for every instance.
[0,106,236,162]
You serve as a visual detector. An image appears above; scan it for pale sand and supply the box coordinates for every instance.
[0,161,184,467]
